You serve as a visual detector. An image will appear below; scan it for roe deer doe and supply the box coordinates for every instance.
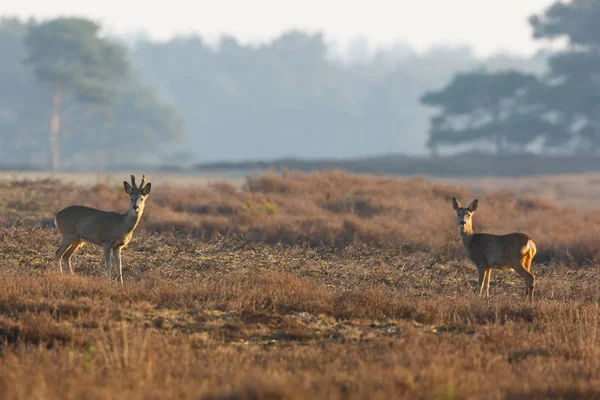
[452,198,537,302]
[54,174,151,284]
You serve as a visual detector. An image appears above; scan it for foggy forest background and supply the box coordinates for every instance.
[2,0,600,177]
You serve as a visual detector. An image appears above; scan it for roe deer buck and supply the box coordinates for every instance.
[54,174,151,284]
[452,198,537,302]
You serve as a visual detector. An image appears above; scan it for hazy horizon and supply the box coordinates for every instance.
[4,0,593,169]
[3,0,555,57]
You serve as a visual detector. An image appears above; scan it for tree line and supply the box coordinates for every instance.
[422,0,600,155]
[131,34,544,163]
[1,3,577,170]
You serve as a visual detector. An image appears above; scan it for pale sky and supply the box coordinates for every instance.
[3,0,556,57]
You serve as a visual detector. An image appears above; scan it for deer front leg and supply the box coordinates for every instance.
[64,241,82,275]
[103,244,112,283]
[113,247,123,285]
[477,267,486,297]
[55,240,74,274]
[483,269,492,298]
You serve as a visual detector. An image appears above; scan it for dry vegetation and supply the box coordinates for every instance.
[0,170,598,399]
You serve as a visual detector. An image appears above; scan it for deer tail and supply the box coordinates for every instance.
[521,239,536,257]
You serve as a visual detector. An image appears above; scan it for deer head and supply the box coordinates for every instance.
[123,174,152,214]
[452,197,478,234]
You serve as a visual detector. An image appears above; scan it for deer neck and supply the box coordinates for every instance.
[122,208,144,234]
[459,224,475,253]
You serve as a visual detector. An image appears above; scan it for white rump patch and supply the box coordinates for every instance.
[521,240,535,254]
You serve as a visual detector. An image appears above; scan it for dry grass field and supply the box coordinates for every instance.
[0,170,598,399]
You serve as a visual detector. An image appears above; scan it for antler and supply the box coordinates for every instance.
[130,174,137,190]
[140,174,147,189]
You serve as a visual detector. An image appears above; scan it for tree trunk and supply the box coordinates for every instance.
[49,86,62,171]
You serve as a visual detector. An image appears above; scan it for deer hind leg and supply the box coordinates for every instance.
[55,237,76,274]
[103,244,112,284]
[524,249,535,272]
[514,255,535,303]
[483,269,492,298]
[524,254,536,302]
[63,240,83,275]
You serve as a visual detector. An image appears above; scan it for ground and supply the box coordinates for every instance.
[0,170,598,399]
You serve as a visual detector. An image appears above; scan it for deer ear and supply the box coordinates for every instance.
[468,199,478,212]
[142,183,151,195]
[452,197,461,211]
[124,181,133,195]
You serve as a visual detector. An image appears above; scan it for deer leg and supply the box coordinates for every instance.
[103,244,112,284]
[478,268,486,297]
[483,269,492,298]
[524,256,535,302]
[113,247,123,285]
[55,239,75,274]
[523,253,533,272]
[63,240,83,275]
[514,259,535,303]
